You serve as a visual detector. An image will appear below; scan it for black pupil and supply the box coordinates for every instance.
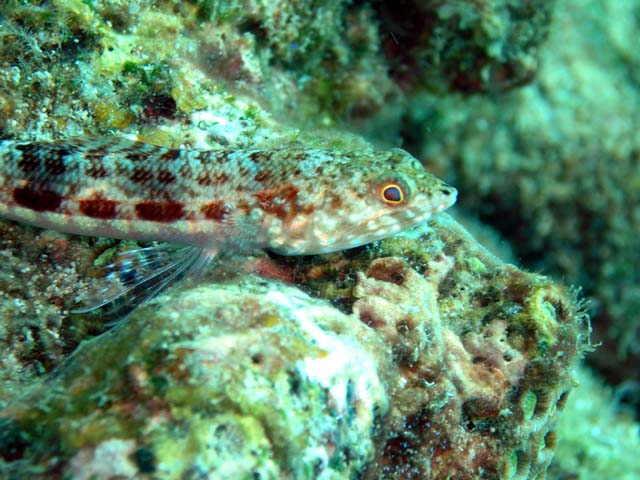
[384,186,402,202]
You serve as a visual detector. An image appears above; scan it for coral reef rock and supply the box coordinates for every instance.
[0,215,590,479]
[409,0,640,386]
[0,279,388,479]
[353,216,590,479]
[374,0,555,93]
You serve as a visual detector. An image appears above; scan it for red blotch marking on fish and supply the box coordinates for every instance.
[13,187,63,212]
[254,170,272,183]
[255,185,299,220]
[79,197,119,219]
[200,201,231,222]
[135,200,185,222]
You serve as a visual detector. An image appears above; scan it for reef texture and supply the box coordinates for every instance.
[0,0,393,143]
[0,216,590,479]
[1,278,389,479]
[408,0,640,387]
[374,0,555,93]
[0,0,555,146]
[301,216,590,479]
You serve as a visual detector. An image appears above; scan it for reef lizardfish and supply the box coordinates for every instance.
[0,136,456,310]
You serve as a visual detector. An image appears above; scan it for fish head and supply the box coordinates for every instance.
[267,148,457,255]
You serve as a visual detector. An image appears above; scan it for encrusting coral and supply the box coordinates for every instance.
[352,216,589,479]
[1,277,389,479]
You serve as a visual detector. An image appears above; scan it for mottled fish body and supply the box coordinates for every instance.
[0,137,456,253]
[0,136,456,311]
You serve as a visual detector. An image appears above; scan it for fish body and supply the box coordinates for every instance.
[0,136,456,312]
[0,136,456,255]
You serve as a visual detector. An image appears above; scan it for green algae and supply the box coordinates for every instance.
[152,413,278,479]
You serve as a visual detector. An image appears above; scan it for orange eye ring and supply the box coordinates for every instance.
[380,183,405,205]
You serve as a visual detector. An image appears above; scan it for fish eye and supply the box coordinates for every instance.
[380,183,405,205]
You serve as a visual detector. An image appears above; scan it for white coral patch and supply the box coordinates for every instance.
[265,290,386,421]
[69,439,138,480]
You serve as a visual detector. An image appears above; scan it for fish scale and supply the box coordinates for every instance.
[0,136,457,312]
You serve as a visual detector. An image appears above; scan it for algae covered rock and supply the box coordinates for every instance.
[0,216,590,479]
[374,0,555,93]
[0,278,388,479]
[350,216,589,479]
[409,0,640,385]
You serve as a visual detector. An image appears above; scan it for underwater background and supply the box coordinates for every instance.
[0,0,638,478]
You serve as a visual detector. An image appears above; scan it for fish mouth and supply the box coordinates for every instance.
[384,192,455,232]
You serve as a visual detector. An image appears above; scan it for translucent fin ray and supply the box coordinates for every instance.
[72,243,216,320]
